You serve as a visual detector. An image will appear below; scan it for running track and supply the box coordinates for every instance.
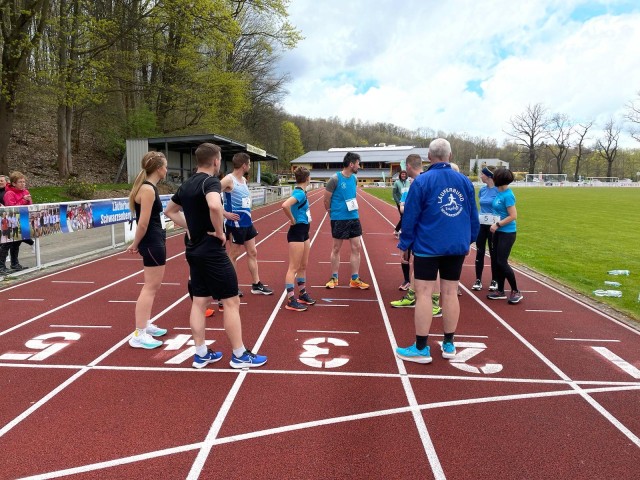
[1,189,639,479]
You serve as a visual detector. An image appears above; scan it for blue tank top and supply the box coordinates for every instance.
[291,187,310,224]
[329,173,358,220]
[224,175,252,227]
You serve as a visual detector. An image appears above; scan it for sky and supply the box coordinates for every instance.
[276,0,640,147]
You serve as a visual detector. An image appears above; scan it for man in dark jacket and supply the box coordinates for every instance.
[396,138,479,364]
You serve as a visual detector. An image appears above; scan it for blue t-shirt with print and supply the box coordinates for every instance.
[290,187,310,224]
[492,188,517,233]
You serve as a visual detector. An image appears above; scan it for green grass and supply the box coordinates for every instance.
[365,186,640,321]
[29,183,131,203]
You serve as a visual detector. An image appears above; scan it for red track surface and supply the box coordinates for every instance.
[1,189,639,479]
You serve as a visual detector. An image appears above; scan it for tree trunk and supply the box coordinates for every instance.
[0,100,15,174]
[57,105,70,177]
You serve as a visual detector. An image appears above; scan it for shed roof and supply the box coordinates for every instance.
[147,134,277,163]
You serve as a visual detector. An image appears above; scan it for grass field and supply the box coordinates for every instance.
[364,186,640,322]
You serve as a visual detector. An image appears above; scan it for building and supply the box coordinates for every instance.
[468,158,509,173]
[290,145,429,185]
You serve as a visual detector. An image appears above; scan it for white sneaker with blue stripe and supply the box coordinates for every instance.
[129,330,162,349]
[192,349,223,369]
[395,343,432,364]
[230,350,268,368]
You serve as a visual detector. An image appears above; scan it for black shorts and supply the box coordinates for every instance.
[187,250,238,300]
[330,219,362,239]
[138,244,166,267]
[287,222,310,243]
[413,255,465,281]
[226,225,258,245]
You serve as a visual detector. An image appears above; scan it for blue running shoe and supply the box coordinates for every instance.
[192,349,223,369]
[230,350,268,369]
[298,292,316,305]
[441,341,456,359]
[395,343,432,364]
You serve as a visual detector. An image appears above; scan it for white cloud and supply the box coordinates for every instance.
[277,0,640,147]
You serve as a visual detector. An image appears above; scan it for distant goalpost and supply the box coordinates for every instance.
[525,173,568,184]
[586,177,619,184]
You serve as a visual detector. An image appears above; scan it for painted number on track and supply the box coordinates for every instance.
[162,334,214,365]
[300,337,349,368]
[443,341,503,375]
[0,332,81,361]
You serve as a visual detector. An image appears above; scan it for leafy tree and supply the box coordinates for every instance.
[279,120,304,171]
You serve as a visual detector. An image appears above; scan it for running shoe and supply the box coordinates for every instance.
[325,277,339,288]
[251,282,273,295]
[472,279,482,291]
[391,290,415,308]
[129,330,162,349]
[145,323,167,337]
[508,290,524,304]
[399,281,411,291]
[205,308,215,318]
[393,230,400,239]
[230,350,268,368]
[487,291,507,300]
[285,297,308,311]
[432,306,443,317]
[192,349,223,369]
[0,265,8,275]
[218,301,224,312]
[396,344,432,364]
[10,263,23,271]
[238,289,244,297]
[457,286,462,296]
[489,280,498,291]
[298,292,316,305]
[349,277,370,289]
[441,341,456,359]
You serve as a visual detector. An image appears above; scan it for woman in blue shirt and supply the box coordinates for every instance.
[487,168,523,304]
[472,166,499,292]
[281,167,315,311]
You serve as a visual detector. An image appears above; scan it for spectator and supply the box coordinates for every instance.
[392,170,410,238]
[0,172,33,273]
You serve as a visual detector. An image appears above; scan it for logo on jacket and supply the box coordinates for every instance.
[438,188,464,217]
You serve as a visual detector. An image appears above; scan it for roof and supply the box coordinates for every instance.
[146,134,278,163]
[309,169,391,179]
[292,147,429,165]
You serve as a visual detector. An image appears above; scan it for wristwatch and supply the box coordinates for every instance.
[495,222,501,228]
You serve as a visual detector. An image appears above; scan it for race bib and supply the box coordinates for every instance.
[306,210,312,222]
[401,186,409,194]
[479,213,500,225]
[241,197,252,209]
[160,212,167,229]
[345,198,359,211]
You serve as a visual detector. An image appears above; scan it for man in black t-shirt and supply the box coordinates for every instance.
[164,143,267,369]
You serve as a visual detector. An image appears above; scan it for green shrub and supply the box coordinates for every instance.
[66,177,97,200]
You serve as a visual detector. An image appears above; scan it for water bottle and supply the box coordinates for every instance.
[593,290,623,298]
[604,281,622,287]
[607,270,630,276]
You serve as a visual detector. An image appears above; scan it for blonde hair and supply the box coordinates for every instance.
[9,171,26,184]
[450,162,460,172]
[129,151,166,213]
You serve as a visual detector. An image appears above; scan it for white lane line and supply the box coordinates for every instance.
[526,309,563,313]
[555,338,621,343]
[7,298,44,301]
[358,224,445,479]
[51,281,95,284]
[50,325,112,329]
[592,347,640,379]
[297,330,360,334]
[186,206,328,480]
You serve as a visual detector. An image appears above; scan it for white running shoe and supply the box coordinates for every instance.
[145,323,167,337]
[129,330,162,349]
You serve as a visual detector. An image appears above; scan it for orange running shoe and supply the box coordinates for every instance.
[349,277,370,289]
[325,277,339,289]
[205,308,215,318]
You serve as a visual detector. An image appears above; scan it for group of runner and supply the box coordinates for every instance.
[125,139,521,369]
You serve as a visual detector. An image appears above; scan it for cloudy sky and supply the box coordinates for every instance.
[276,0,640,147]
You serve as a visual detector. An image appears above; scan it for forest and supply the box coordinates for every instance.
[2,1,640,185]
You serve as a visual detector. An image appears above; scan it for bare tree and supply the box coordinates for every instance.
[505,103,549,174]
[572,121,593,181]
[545,113,573,174]
[596,118,620,178]
[625,90,640,143]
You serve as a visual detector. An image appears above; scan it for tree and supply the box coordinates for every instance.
[545,113,573,174]
[0,0,50,174]
[572,121,593,181]
[280,120,304,171]
[505,103,549,174]
[625,90,640,143]
[595,118,620,178]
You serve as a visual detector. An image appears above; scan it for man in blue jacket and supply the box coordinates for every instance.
[395,138,479,364]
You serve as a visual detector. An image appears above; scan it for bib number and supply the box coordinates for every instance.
[345,198,359,212]
[306,210,312,222]
[242,197,252,209]
[479,214,499,225]
[160,213,167,229]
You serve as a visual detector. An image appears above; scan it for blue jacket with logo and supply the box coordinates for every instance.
[398,162,479,256]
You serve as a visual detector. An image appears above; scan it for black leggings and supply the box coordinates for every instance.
[475,224,496,281]
[493,231,518,292]
[395,203,402,233]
